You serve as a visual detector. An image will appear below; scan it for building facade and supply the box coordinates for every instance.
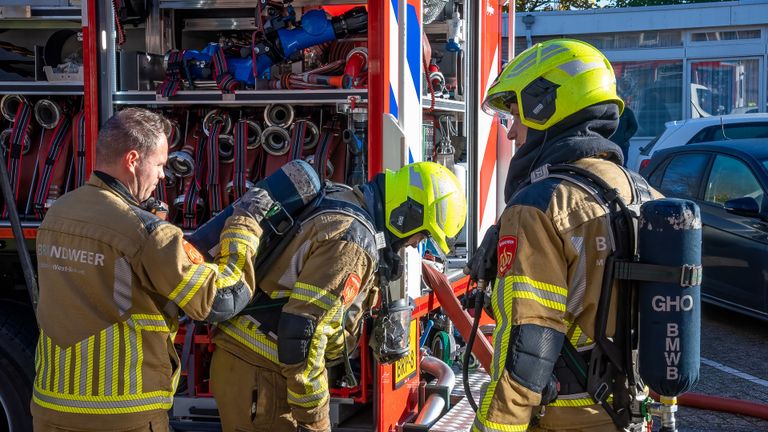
[503,0,768,163]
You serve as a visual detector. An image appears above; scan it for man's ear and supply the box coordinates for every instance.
[125,150,140,172]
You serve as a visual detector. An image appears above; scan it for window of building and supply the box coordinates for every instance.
[690,59,761,116]
[691,29,762,43]
[613,60,683,137]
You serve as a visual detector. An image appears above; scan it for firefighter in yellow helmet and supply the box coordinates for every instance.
[32,108,273,432]
[211,161,466,432]
[470,39,659,432]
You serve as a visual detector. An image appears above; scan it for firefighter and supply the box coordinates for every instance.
[31,108,274,432]
[472,39,658,432]
[210,161,467,432]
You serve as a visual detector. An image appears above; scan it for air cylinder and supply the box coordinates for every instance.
[638,198,701,397]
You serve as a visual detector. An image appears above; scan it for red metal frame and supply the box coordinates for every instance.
[366,0,385,178]
[82,0,98,178]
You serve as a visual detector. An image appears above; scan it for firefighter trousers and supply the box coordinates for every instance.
[210,346,297,432]
[32,410,169,432]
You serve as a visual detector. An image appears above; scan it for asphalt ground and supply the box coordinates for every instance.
[654,302,768,432]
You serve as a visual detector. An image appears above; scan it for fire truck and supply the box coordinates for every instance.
[0,1,509,431]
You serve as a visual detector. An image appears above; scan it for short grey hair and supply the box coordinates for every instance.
[95,108,169,166]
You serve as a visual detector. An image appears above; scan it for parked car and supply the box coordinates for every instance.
[632,113,768,171]
[640,139,768,321]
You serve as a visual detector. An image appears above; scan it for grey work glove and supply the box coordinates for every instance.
[232,187,275,224]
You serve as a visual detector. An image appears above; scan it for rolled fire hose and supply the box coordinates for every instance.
[0,129,31,155]
[264,104,294,128]
[261,126,291,156]
[34,99,63,130]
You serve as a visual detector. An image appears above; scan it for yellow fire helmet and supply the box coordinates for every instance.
[482,38,624,130]
[385,161,467,254]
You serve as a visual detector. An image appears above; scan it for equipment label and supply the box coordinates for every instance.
[394,320,418,388]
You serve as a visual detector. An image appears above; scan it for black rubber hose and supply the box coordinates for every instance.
[0,147,38,309]
[463,288,485,412]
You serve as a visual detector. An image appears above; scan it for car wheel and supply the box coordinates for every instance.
[0,302,37,432]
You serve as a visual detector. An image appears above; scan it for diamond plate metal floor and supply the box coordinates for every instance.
[430,367,490,432]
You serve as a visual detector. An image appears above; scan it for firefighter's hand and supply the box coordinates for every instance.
[232,187,275,224]
[463,224,499,283]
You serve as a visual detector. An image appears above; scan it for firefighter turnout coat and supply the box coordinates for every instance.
[32,172,262,431]
[474,158,658,432]
[213,187,379,430]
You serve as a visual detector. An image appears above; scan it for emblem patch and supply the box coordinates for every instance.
[341,273,362,305]
[182,240,205,264]
[497,236,518,275]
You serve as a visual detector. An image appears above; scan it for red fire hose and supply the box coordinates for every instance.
[421,262,493,372]
[652,391,768,421]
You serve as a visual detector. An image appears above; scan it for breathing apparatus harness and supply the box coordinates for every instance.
[464,162,658,430]
[186,166,412,390]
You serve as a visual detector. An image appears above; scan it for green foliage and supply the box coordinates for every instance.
[509,0,727,11]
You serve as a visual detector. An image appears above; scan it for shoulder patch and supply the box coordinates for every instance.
[341,273,362,306]
[509,178,562,212]
[182,240,205,264]
[497,236,518,275]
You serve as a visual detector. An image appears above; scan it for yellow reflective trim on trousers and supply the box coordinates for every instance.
[549,396,595,407]
[473,414,528,432]
[269,290,290,299]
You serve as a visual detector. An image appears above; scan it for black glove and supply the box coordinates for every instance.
[463,224,499,284]
[541,373,560,405]
[232,187,275,224]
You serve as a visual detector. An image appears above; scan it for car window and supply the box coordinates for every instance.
[704,155,763,209]
[656,153,709,198]
[640,131,664,155]
[687,122,768,144]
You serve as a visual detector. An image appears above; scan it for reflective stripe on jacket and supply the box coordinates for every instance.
[32,172,261,430]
